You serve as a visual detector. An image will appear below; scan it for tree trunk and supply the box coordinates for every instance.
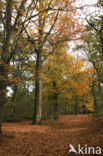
[0,1,12,135]
[53,101,58,120]
[82,105,86,114]
[53,82,58,120]
[33,52,42,125]
[0,96,5,136]
[74,96,78,115]
[10,85,18,117]
[0,76,7,135]
[92,81,98,114]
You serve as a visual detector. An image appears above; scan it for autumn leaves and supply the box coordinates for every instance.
[0,0,94,134]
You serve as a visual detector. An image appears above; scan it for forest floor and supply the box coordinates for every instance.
[0,115,103,156]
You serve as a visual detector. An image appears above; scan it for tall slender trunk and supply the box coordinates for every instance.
[0,64,7,135]
[0,89,6,135]
[33,52,42,124]
[0,0,12,135]
[97,78,102,113]
[53,99,58,120]
[53,82,58,120]
[74,96,78,115]
[0,99,4,135]
[92,81,98,114]
[10,85,18,117]
[32,0,44,125]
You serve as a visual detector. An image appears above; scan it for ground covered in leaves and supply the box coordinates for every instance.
[0,115,103,156]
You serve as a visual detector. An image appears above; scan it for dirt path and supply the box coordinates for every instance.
[0,115,103,156]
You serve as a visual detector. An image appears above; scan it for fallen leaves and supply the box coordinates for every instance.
[0,115,103,156]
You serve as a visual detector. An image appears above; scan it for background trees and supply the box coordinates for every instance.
[0,0,101,136]
[75,0,103,115]
[3,48,94,122]
[0,0,38,135]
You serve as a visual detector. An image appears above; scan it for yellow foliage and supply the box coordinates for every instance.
[43,48,95,98]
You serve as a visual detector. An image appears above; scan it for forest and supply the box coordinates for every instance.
[0,0,103,156]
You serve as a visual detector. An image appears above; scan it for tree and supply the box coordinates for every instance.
[43,48,94,117]
[0,0,39,135]
[76,0,103,114]
[25,0,83,124]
